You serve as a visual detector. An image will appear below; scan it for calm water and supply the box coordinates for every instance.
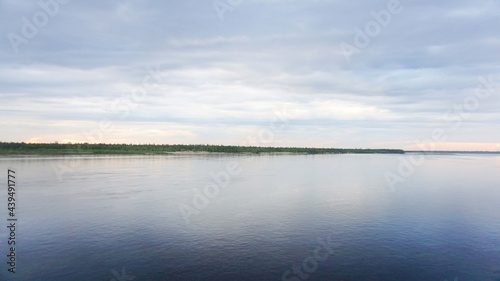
[0,154,499,281]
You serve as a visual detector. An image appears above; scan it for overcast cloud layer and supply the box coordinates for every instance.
[1,0,499,150]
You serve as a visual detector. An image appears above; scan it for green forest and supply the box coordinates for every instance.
[0,142,404,155]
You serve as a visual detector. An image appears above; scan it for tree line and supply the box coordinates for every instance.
[0,142,405,155]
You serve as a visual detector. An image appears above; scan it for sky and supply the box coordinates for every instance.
[1,0,499,150]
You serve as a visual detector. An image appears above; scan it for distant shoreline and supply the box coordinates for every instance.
[1,152,499,157]
[0,142,498,156]
[0,142,405,155]
[405,151,500,154]
[0,151,404,156]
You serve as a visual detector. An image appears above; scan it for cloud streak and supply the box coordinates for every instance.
[1,0,499,150]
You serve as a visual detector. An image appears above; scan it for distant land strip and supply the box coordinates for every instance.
[405,150,500,154]
[0,142,405,155]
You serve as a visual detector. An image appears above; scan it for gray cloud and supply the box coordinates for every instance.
[0,0,499,149]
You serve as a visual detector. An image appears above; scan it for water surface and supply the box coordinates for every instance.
[0,154,499,280]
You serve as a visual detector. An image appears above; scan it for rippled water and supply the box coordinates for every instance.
[0,154,499,281]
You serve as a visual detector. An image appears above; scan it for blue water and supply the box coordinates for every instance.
[0,154,499,281]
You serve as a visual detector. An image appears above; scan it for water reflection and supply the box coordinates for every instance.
[0,154,498,280]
